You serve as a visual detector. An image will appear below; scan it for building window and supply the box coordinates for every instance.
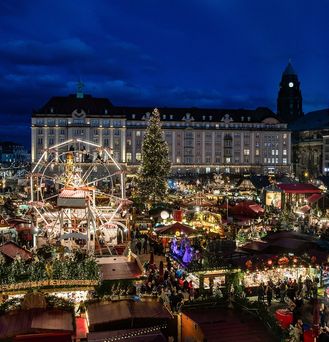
[225,157,231,163]
[243,149,250,156]
[38,128,43,135]
[127,139,132,146]
[113,120,122,127]
[37,138,43,145]
[73,119,85,125]
[255,149,259,156]
[91,119,99,127]
[136,131,141,137]
[126,152,132,162]
[283,149,287,155]
[136,153,141,161]
[103,138,109,146]
[48,138,54,146]
[283,158,287,164]
[103,119,110,127]
[60,129,65,135]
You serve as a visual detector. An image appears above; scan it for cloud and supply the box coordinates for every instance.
[0,39,94,66]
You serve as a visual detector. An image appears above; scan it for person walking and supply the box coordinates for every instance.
[266,282,273,307]
[258,282,265,302]
[136,239,142,254]
[143,236,148,254]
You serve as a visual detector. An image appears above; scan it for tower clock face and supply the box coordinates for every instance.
[289,82,294,88]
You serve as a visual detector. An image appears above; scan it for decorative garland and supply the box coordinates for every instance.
[244,253,318,272]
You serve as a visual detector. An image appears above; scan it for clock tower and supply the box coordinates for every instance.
[277,61,303,123]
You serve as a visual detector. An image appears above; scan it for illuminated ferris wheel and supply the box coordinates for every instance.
[30,138,129,252]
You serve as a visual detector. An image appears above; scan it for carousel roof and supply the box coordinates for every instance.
[154,222,197,236]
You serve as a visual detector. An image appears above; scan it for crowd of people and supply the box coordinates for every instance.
[137,256,196,313]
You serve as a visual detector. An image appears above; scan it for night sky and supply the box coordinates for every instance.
[1,0,329,147]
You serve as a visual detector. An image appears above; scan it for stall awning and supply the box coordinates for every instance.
[277,183,321,194]
[296,205,311,214]
[307,193,323,204]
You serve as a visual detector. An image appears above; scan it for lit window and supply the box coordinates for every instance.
[283,158,287,164]
[255,149,259,156]
[126,153,132,162]
[283,149,287,155]
[136,131,141,137]
[136,153,141,161]
[243,149,250,156]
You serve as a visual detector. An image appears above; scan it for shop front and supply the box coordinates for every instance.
[242,266,319,289]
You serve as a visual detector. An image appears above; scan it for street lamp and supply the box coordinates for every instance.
[32,226,39,249]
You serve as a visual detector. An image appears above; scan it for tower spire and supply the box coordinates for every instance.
[76,80,84,99]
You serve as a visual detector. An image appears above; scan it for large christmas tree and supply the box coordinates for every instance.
[137,108,171,205]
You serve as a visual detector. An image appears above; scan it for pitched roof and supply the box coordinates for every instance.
[0,241,32,261]
[183,307,274,342]
[277,183,321,194]
[289,108,329,131]
[86,301,172,327]
[0,308,73,339]
[87,328,166,342]
[33,94,114,116]
[33,93,282,123]
[118,106,278,123]
[98,256,143,281]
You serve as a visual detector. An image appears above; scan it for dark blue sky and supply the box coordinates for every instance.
[1,0,329,147]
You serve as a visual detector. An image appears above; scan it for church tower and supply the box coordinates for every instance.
[277,61,303,123]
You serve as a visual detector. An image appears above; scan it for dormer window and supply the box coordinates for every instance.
[202,116,205,120]
[170,115,173,120]
[50,107,54,113]
[209,116,212,120]
[247,116,251,121]
[163,115,166,120]
[132,114,135,119]
[241,116,244,121]
[104,109,108,115]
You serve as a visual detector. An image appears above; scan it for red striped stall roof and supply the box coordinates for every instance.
[277,183,321,194]
[307,193,323,203]
[59,189,87,198]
